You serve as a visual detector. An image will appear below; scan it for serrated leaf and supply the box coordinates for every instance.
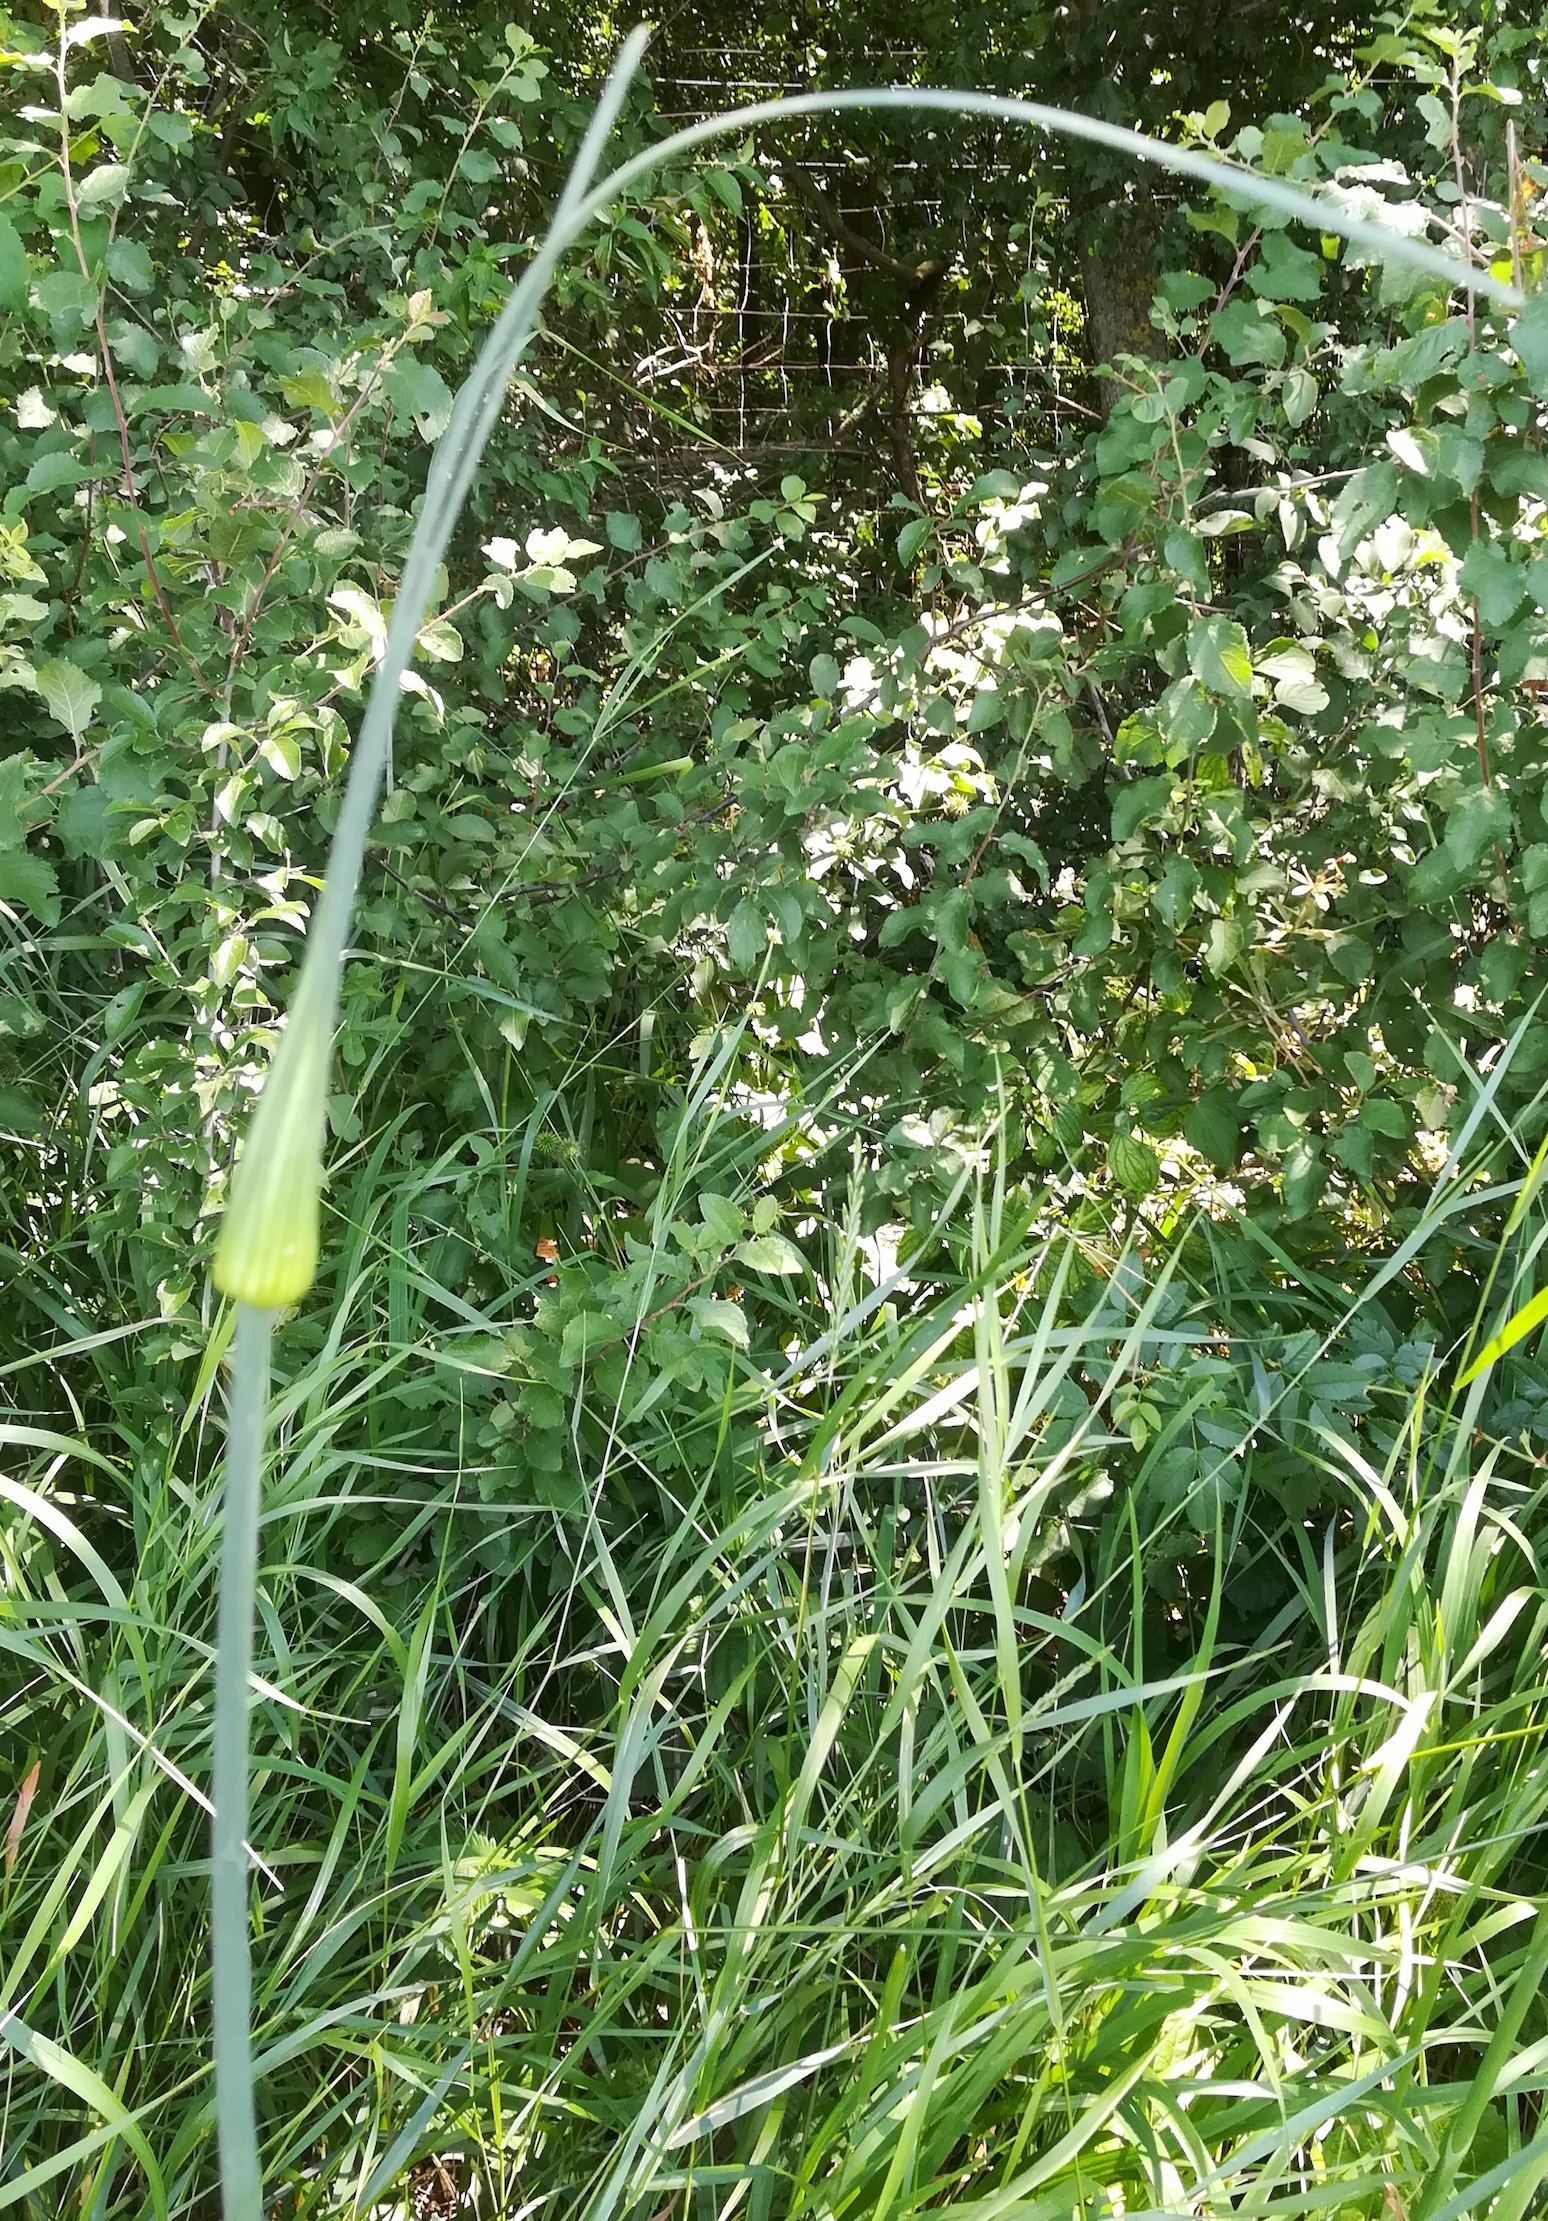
[381,356,454,443]
[105,315,158,378]
[1211,298,1286,366]
[1281,1141,1326,1220]
[559,1310,620,1367]
[32,659,102,741]
[1157,675,1216,749]
[1247,232,1324,303]
[24,452,98,498]
[1108,1131,1159,1196]
[0,849,59,921]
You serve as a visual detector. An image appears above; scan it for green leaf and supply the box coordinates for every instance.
[381,356,454,443]
[258,729,302,780]
[1410,846,1470,903]
[1204,910,1251,973]
[1444,787,1511,871]
[76,162,129,210]
[0,849,60,921]
[0,756,32,848]
[32,658,102,741]
[1185,1089,1240,1170]
[1458,540,1526,627]
[105,315,158,378]
[106,236,153,292]
[1157,675,1216,748]
[896,517,931,566]
[1512,291,1548,391]
[1280,366,1319,426]
[1112,773,1172,843]
[1152,856,1199,932]
[727,898,766,970]
[1329,1120,1375,1182]
[1257,642,1327,714]
[1358,1096,1409,1139]
[560,1310,621,1367]
[1211,299,1286,366]
[23,451,99,499]
[700,1192,745,1247]
[1247,232,1324,303]
[0,1084,44,1134]
[606,510,642,551]
[0,2011,167,2221]
[688,1296,749,1349]
[35,267,97,336]
[1108,1131,1160,1197]
[1163,525,1209,595]
[1188,615,1253,700]
[706,167,743,216]
[0,215,28,313]
[416,618,464,662]
[1281,1141,1326,1220]
[1459,1280,1548,1384]
[809,653,841,698]
[735,1233,805,1275]
[280,368,336,415]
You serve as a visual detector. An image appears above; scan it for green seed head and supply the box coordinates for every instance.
[213,983,332,1308]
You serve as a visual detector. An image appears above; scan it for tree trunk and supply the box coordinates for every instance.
[1078,197,1162,419]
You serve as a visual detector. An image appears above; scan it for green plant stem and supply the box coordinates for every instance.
[212,1300,274,2221]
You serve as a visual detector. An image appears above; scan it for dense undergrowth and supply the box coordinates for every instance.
[7,0,1548,2212]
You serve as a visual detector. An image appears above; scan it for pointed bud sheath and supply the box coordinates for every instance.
[213,976,333,1308]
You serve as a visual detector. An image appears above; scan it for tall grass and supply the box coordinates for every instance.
[6,1046,1548,2213]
